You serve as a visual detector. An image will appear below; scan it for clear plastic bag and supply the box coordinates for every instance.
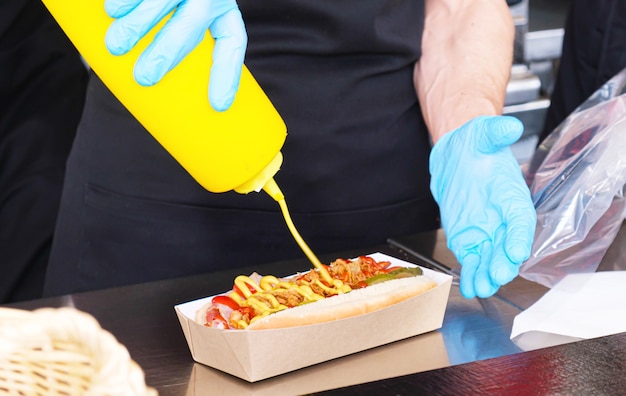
[520,68,626,288]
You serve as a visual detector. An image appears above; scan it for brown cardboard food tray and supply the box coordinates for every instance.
[175,252,453,382]
[185,331,449,395]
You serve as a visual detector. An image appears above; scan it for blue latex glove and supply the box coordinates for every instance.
[104,0,247,111]
[429,116,536,299]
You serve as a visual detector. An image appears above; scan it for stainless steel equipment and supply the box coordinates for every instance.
[505,0,572,163]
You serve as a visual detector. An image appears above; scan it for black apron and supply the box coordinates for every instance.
[540,0,626,141]
[45,0,437,296]
[0,0,87,302]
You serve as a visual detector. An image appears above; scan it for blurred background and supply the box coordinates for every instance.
[505,0,572,163]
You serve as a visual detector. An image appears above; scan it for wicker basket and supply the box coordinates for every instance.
[0,307,157,396]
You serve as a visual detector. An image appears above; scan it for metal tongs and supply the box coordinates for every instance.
[386,238,460,285]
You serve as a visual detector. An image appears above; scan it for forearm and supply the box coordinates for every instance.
[415,0,514,143]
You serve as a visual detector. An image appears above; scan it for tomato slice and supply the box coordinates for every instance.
[233,283,256,298]
[354,280,369,289]
[213,294,256,323]
[212,295,241,310]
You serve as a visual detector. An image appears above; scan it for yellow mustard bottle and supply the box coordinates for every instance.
[41,0,285,194]
[42,0,326,270]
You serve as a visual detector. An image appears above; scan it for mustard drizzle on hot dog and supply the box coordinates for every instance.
[227,274,350,328]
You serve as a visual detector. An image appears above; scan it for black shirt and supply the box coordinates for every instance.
[45,0,439,295]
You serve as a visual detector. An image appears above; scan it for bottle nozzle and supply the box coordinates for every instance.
[262,177,284,201]
[233,152,283,195]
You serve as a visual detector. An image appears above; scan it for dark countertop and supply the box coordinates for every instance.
[312,332,626,395]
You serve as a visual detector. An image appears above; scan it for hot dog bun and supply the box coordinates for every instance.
[247,275,436,330]
[194,275,435,330]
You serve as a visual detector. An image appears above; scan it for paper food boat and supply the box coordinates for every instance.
[175,252,452,382]
[185,330,449,395]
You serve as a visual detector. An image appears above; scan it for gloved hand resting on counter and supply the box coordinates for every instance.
[104,0,246,111]
[429,115,536,299]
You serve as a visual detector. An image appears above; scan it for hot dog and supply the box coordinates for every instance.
[195,256,437,330]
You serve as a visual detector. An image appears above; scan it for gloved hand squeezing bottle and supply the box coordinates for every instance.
[429,116,536,299]
[104,0,246,111]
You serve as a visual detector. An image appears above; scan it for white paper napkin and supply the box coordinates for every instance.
[510,271,626,350]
